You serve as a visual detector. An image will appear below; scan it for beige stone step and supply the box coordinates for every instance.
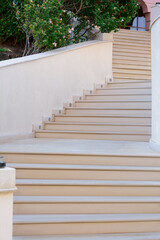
[3,151,160,167]
[54,115,151,124]
[13,196,160,214]
[75,100,151,108]
[10,163,160,181]
[113,59,151,66]
[35,130,150,142]
[113,69,151,75]
[114,38,151,46]
[113,52,151,58]
[113,76,151,82]
[113,42,151,49]
[113,55,151,62]
[12,232,160,240]
[113,35,151,42]
[15,179,160,197]
[65,107,151,117]
[113,64,151,71]
[13,214,160,236]
[44,122,151,134]
[113,72,151,80]
[95,87,151,95]
[108,81,151,88]
[113,48,151,54]
[85,93,151,101]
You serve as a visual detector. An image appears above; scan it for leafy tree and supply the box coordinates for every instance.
[14,0,139,55]
[0,0,24,43]
[63,0,139,42]
[14,0,73,55]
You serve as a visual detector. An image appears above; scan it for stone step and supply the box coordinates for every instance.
[35,129,150,142]
[12,232,160,240]
[113,42,151,49]
[94,87,151,95]
[113,72,151,80]
[113,59,151,66]
[108,81,151,88]
[113,55,151,62]
[74,100,151,108]
[9,163,160,181]
[44,122,151,134]
[13,214,160,236]
[13,196,160,214]
[113,47,151,54]
[64,107,151,117]
[113,64,151,71]
[85,93,151,101]
[54,115,151,124]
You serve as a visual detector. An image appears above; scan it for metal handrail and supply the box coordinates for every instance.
[0,156,6,168]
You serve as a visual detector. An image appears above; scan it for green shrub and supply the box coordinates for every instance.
[0,0,24,43]
[15,0,73,55]
[14,0,139,55]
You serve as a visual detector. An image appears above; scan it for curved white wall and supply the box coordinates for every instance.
[150,5,160,151]
[0,37,112,139]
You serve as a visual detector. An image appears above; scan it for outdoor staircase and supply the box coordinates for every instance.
[1,29,160,239]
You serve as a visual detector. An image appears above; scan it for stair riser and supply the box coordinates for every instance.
[3,154,160,167]
[85,95,151,101]
[113,73,151,79]
[113,48,151,54]
[35,132,150,142]
[95,89,151,95]
[113,65,151,71]
[113,59,151,66]
[15,169,159,181]
[75,102,151,108]
[113,56,151,62]
[107,82,151,88]
[113,69,151,75]
[113,44,151,50]
[14,202,160,214]
[114,36,151,43]
[65,109,151,116]
[44,124,151,134]
[13,221,160,236]
[114,40,151,46]
[113,53,151,58]
[15,185,160,197]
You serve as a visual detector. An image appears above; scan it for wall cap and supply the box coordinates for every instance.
[150,139,160,152]
[0,37,112,69]
[150,4,160,28]
[0,167,16,192]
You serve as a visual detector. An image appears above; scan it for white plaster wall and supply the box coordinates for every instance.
[150,6,160,149]
[0,39,112,137]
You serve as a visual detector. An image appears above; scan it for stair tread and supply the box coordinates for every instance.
[12,232,160,240]
[36,130,151,136]
[45,122,151,126]
[8,163,159,171]
[55,115,151,118]
[13,213,160,224]
[13,196,160,203]
[96,86,151,90]
[16,179,160,186]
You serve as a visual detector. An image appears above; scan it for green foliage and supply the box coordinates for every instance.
[0,47,8,52]
[64,0,139,42]
[15,0,74,55]
[6,0,138,55]
[0,0,24,43]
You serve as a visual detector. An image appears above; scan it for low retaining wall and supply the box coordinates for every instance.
[0,34,113,140]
